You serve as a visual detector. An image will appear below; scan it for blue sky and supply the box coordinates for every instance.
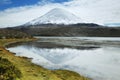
[0,0,69,11]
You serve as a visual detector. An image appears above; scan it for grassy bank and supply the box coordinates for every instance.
[0,39,89,80]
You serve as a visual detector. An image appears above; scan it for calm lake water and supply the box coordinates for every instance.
[7,37,120,80]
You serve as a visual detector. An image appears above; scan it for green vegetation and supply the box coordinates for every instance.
[0,57,22,80]
[0,39,89,80]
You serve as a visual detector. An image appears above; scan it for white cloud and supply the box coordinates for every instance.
[64,0,120,24]
[0,0,120,27]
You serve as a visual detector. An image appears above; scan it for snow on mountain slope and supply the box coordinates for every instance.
[25,8,83,25]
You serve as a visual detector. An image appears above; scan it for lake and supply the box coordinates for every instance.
[7,37,120,80]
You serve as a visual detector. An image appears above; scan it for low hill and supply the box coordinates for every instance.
[0,28,32,39]
[16,24,120,37]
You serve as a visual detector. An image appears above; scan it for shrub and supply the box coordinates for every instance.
[0,57,22,80]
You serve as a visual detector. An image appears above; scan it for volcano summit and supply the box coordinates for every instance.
[25,8,83,26]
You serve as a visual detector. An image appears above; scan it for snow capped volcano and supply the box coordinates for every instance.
[25,8,83,25]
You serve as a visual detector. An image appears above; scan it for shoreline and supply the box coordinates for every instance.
[0,38,89,80]
[4,38,37,47]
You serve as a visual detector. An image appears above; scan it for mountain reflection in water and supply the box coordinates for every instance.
[8,37,120,80]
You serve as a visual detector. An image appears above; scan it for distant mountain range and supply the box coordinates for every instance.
[12,8,119,37]
[1,8,120,37]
